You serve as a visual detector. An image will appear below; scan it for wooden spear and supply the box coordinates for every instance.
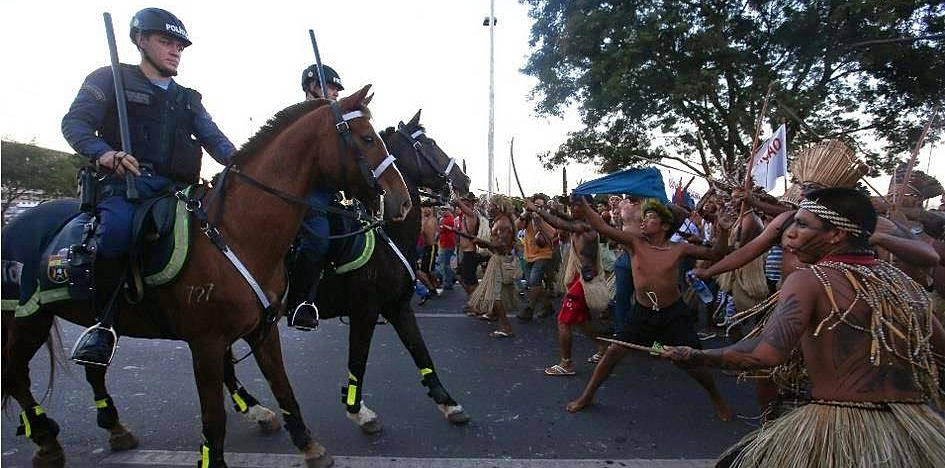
[890,107,940,216]
[739,82,775,217]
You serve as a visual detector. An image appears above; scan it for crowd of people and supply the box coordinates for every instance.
[414,139,945,466]
[40,6,945,465]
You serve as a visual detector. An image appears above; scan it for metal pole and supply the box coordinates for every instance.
[103,12,137,201]
[308,30,330,100]
[487,0,495,197]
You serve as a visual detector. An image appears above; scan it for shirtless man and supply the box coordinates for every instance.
[454,194,481,297]
[664,187,945,466]
[417,206,440,304]
[526,198,607,375]
[565,197,734,420]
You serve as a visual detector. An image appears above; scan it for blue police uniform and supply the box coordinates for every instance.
[62,64,235,258]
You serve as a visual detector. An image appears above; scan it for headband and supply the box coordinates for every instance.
[799,199,863,236]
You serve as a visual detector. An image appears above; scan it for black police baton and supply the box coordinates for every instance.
[103,12,138,201]
[308,29,330,101]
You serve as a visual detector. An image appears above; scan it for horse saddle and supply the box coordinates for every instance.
[4,193,192,318]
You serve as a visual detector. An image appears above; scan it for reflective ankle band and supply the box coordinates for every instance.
[200,443,210,468]
[95,398,110,409]
[231,392,248,413]
[419,368,434,377]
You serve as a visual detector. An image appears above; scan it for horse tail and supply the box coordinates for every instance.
[40,318,64,405]
[1,313,64,408]
[1,310,13,408]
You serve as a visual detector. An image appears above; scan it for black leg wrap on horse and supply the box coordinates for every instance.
[230,386,259,414]
[95,396,120,429]
[282,411,312,450]
[421,372,456,406]
[15,405,60,444]
[341,375,362,414]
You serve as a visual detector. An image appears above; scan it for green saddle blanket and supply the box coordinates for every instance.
[8,192,191,318]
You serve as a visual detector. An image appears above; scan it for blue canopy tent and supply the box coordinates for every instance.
[572,167,669,204]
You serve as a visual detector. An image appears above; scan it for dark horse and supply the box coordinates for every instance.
[222,110,472,434]
[1,86,412,468]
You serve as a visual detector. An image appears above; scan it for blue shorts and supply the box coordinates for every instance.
[525,258,550,287]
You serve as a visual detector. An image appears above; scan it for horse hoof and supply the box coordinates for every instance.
[439,404,470,425]
[345,405,382,435]
[303,440,334,468]
[108,426,140,451]
[359,419,383,434]
[246,405,281,433]
[33,442,65,468]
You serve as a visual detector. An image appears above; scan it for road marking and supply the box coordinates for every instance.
[413,313,469,318]
[101,450,714,467]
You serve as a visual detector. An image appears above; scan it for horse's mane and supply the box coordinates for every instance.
[231,98,371,165]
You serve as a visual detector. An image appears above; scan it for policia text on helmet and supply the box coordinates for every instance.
[302,64,344,101]
[130,8,191,78]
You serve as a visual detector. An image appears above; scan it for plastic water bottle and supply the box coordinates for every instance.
[687,271,714,304]
[415,280,429,298]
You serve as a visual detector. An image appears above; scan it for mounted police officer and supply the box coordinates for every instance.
[285,64,346,331]
[61,8,235,366]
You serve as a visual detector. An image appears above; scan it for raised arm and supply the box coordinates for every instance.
[692,210,792,279]
[870,216,940,267]
[571,199,638,250]
[663,270,817,369]
[527,199,589,233]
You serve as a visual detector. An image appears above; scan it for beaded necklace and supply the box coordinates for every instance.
[809,259,941,406]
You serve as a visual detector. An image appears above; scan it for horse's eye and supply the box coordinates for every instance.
[361,135,375,143]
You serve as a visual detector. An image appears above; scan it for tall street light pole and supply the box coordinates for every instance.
[483,1,496,197]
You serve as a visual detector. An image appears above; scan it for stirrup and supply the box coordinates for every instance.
[289,302,319,331]
[70,323,118,367]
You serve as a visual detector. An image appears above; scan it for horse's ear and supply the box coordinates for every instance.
[349,84,372,107]
[364,93,374,106]
[408,109,422,126]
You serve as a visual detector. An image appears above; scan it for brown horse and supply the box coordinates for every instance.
[1,85,411,468]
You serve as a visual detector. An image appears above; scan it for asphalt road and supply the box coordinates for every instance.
[2,287,759,467]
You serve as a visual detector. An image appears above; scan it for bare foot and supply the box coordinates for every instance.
[566,397,591,413]
[714,400,733,421]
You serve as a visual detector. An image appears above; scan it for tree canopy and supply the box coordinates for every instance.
[1,140,83,218]
[522,0,945,182]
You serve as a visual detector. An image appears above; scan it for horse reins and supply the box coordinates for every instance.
[177,103,400,364]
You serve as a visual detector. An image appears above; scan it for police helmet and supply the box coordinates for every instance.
[130,8,191,48]
[301,64,344,93]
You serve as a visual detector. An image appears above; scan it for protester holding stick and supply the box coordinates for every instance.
[565,195,734,421]
[665,187,945,467]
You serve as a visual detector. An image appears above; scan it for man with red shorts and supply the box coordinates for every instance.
[525,198,607,375]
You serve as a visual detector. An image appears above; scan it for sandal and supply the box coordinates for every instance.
[478,314,497,322]
[544,363,576,376]
[587,352,604,364]
[489,330,514,338]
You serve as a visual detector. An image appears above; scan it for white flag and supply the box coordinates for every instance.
[751,124,788,192]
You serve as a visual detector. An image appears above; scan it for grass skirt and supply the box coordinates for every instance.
[718,401,945,467]
[467,254,518,315]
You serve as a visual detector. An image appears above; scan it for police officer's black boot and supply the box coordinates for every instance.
[71,262,124,367]
[287,257,323,331]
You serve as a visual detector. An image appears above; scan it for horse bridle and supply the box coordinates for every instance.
[217,102,397,223]
[396,123,456,202]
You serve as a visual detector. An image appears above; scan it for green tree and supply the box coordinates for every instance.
[1,140,83,219]
[522,0,944,180]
